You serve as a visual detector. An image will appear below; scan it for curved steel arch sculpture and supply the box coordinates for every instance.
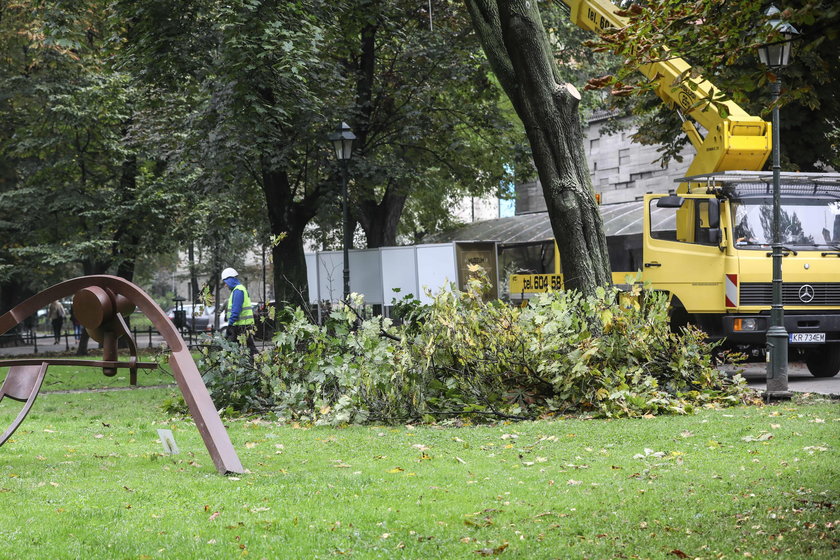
[0,275,244,474]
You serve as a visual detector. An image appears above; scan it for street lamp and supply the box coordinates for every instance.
[329,122,356,299]
[758,5,798,398]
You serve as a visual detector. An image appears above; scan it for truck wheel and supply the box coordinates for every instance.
[805,346,840,378]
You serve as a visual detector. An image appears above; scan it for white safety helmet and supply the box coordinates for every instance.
[221,267,239,281]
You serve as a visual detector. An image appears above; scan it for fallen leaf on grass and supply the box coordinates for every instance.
[474,542,509,556]
[803,446,828,453]
[741,433,773,442]
[633,448,666,459]
[208,511,220,521]
[464,516,494,528]
[387,467,404,474]
[670,549,689,558]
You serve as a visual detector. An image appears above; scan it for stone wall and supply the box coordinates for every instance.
[516,114,694,214]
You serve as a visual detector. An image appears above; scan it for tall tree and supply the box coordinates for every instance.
[464,0,611,293]
[334,0,524,248]
[119,0,527,309]
[0,0,185,293]
[118,0,341,308]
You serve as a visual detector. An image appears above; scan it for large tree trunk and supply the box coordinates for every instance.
[262,165,315,310]
[465,0,611,294]
[188,242,200,303]
[271,230,309,310]
[350,14,408,249]
[357,180,407,248]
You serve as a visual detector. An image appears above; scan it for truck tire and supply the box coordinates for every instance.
[805,346,840,378]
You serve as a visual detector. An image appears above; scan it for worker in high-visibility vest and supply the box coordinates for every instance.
[221,267,258,359]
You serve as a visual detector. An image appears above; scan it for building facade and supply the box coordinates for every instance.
[516,112,693,213]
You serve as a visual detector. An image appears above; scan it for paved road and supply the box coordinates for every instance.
[720,360,840,396]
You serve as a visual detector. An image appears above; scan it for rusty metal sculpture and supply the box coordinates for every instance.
[0,275,244,474]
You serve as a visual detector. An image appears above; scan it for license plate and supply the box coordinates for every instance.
[789,332,825,343]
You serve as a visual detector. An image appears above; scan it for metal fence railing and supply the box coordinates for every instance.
[0,325,226,355]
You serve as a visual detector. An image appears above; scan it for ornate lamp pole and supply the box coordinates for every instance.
[329,122,356,299]
[757,5,798,398]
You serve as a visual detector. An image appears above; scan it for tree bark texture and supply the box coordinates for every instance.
[261,165,315,310]
[350,15,406,248]
[356,181,408,248]
[464,0,611,293]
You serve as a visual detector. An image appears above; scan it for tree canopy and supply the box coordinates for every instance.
[1,0,525,309]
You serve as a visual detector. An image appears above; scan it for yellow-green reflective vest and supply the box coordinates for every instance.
[227,284,254,326]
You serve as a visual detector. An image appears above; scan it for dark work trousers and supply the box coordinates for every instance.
[227,324,258,361]
[51,318,63,344]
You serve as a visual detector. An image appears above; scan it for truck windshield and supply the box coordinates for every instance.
[731,198,840,248]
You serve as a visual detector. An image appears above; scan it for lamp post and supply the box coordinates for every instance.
[329,122,356,299]
[757,5,798,398]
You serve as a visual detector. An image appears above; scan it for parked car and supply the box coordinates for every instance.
[166,304,227,335]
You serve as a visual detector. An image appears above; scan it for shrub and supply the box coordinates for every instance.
[196,274,751,423]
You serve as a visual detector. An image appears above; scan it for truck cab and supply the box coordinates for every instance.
[644,171,840,377]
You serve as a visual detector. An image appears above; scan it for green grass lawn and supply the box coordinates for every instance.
[0,378,837,559]
[39,362,175,392]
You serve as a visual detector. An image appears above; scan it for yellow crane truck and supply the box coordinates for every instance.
[509,0,840,377]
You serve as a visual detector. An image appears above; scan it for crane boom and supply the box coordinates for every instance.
[558,0,771,189]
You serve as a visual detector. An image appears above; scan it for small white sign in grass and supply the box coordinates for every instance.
[157,429,179,455]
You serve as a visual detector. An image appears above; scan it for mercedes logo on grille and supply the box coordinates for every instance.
[798,284,815,303]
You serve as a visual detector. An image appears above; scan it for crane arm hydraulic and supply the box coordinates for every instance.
[557,0,771,189]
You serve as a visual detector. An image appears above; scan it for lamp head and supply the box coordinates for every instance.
[757,5,799,69]
[328,122,356,161]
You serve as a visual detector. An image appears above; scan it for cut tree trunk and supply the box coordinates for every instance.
[465,0,611,294]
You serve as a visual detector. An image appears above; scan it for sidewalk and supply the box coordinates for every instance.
[0,328,258,358]
[0,331,169,357]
